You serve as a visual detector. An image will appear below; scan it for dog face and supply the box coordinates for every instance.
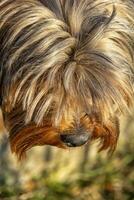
[0,0,134,159]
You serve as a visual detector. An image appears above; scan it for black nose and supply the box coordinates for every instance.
[60,132,90,147]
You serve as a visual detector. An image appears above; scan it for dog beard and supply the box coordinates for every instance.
[0,0,134,159]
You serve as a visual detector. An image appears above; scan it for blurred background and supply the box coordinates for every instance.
[0,114,134,200]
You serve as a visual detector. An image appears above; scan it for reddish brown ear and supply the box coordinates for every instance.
[91,118,120,153]
[9,124,65,160]
[9,125,63,160]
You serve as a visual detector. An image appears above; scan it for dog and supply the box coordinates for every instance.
[0,0,134,159]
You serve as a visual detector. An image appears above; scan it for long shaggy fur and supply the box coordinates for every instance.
[0,0,134,159]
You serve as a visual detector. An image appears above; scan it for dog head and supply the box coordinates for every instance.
[0,0,134,159]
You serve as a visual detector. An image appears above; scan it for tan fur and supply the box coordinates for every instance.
[0,0,134,159]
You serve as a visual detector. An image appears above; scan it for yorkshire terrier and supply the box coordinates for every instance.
[0,0,134,159]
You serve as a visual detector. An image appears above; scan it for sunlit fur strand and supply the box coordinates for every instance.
[0,0,134,158]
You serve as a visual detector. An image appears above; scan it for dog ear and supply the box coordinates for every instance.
[94,117,120,153]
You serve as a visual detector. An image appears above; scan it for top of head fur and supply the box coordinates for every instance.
[1,0,134,127]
